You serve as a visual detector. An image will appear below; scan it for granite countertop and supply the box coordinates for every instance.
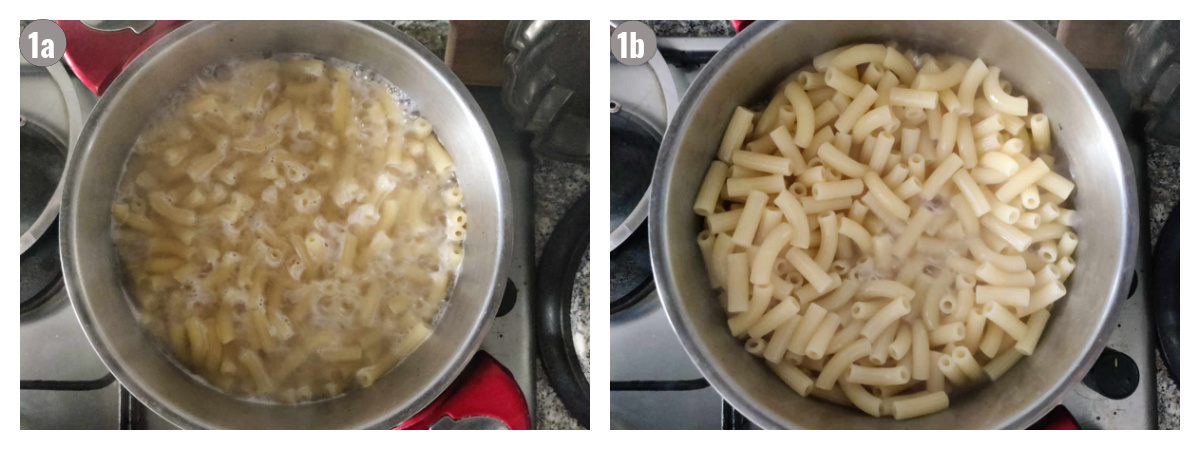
[532,157,589,431]
[643,20,1063,37]
[1146,140,1179,430]
[390,20,588,430]
[642,19,1179,430]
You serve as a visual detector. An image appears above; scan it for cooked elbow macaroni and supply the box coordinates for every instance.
[111,56,466,402]
[695,44,1077,420]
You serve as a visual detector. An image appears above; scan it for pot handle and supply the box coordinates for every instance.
[56,20,189,96]
[729,21,755,33]
[395,351,531,430]
[1029,405,1082,430]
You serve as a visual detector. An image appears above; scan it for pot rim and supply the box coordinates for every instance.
[59,19,513,429]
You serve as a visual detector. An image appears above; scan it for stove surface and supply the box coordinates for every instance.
[609,36,1157,430]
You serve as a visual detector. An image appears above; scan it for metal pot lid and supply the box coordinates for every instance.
[20,62,85,254]
[607,22,678,250]
[19,120,67,312]
[609,102,657,313]
[609,104,661,250]
[19,121,66,239]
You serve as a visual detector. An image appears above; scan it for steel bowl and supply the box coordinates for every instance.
[650,20,1137,429]
[60,20,512,429]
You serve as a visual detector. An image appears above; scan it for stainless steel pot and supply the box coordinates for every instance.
[60,20,512,429]
[650,20,1137,429]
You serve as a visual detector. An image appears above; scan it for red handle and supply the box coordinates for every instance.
[395,352,530,430]
[1029,405,1082,430]
[729,21,755,33]
[56,20,189,96]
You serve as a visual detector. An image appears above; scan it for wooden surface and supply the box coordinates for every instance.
[445,20,509,86]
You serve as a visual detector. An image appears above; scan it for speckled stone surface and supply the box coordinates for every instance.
[643,20,1061,37]
[391,21,589,430]
[532,155,590,430]
[1146,140,1179,430]
[644,20,735,37]
[1147,142,1180,243]
[572,251,591,382]
[389,20,450,59]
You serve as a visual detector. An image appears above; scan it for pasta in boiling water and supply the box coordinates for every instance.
[111,56,466,402]
[693,44,1077,420]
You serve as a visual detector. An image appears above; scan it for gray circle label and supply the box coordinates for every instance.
[610,21,657,66]
[20,20,67,67]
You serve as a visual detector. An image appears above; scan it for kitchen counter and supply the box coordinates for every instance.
[532,156,590,431]
[391,20,588,430]
[639,19,1179,430]
[1147,140,1180,430]
[643,19,1062,37]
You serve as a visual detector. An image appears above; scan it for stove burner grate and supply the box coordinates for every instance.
[609,222,653,315]
[20,219,63,312]
[20,373,116,391]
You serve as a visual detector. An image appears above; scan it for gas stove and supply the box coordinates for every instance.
[19,59,538,428]
[609,36,1157,430]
